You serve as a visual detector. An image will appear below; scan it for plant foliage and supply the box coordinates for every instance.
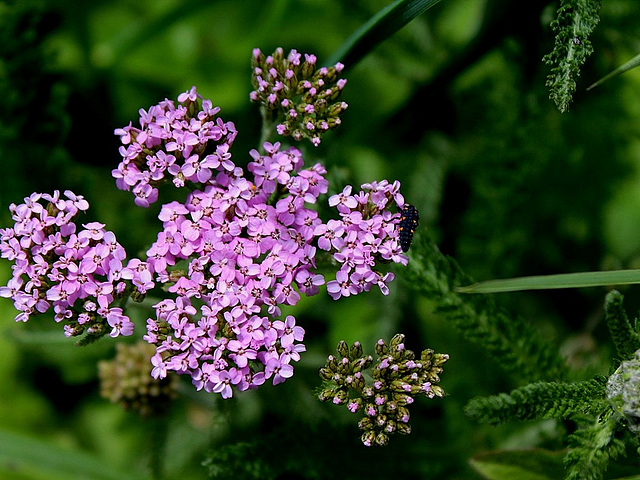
[465,378,607,425]
[543,0,602,112]
[406,233,566,383]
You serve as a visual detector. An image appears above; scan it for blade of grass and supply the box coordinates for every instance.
[456,269,640,294]
[326,0,443,68]
[587,51,640,91]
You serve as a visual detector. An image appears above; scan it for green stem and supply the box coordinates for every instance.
[258,106,277,153]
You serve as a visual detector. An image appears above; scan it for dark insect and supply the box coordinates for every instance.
[398,204,419,252]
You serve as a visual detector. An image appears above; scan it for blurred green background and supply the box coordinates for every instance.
[2,0,640,478]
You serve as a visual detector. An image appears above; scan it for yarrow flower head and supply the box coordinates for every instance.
[322,180,409,300]
[318,334,448,446]
[113,86,238,207]
[142,141,329,398]
[2,49,419,404]
[0,191,151,339]
[250,47,348,147]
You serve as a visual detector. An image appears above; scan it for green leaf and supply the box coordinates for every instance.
[604,290,640,361]
[326,0,443,68]
[470,449,565,480]
[456,269,640,294]
[0,428,148,480]
[587,51,640,91]
[543,0,602,112]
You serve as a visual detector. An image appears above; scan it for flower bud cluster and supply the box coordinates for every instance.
[113,86,237,207]
[0,191,151,339]
[250,47,348,147]
[319,334,448,446]
[144,141,327,398]
[98,341,177,416]
[607,349,640,434]
[322,180,408,300]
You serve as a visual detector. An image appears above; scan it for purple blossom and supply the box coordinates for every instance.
[322,180,409,300]
[0,191,146,338]
[141,141,323,398]
[113,86,237,206]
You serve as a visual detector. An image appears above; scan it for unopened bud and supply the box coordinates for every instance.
[375,338,389,356]
[337,340,349,358]
[358,418,374,431]
[361,430,376,447]
[349,341,363,359]
[318,388,336,402]
[375,432,389,446]
[397,422,411,435]
[430,385,445,397]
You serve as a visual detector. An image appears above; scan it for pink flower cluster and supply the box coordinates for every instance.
[113,86,237,207]
[144,141,328,397]
[0,84,415,400]
[0,191,151,338]
[321,181,408,300]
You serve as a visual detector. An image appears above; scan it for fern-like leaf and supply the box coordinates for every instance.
[406,234,566,382]
[564,414,626,480]
[604,290,640,362]
[464,377,608,425]
[543,0,602,112]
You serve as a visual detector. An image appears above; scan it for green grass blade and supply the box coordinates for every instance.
[587,51,640,91]
[326,0,443,67]
[456,269,640,294]
[0,428,148,480]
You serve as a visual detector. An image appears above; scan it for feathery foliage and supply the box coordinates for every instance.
[604,290,640,362]
[464,377,608,425]
[564,415,627,480]
[406,234,566,383]
[543,0,602,112]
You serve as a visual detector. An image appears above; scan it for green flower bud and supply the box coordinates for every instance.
[350,341,363,359]
[390,379,412,393]
[375,433,389,447]
[390,334,405,351]
[359,417,375,431]
[362,386,375,398]
[426,372,441,383]
[318,388,337,402]
[333,389,349,405]
[394,393,414,406]
[433,353,450,367]
[384,400,398,414]
[430,385,446,398]
[397,422,412,435]
[338,356,351,375]
[375,414,387,427]
[397,406,411,422]
[337,340,350,358]
[384,420,397,434]
[86,323,105,335]
[375,338,389,356]
[361,430,376,447]
[319,366,333,379]
[328,101,348,117]
[353,355,373,373]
